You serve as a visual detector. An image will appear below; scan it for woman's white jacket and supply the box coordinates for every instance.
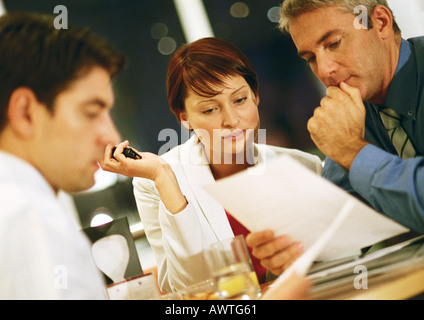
[133,136,322,293]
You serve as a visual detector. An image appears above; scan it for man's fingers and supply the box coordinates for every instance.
[340,81,363,107]
[326,84,363,110]
[325,86,342,99]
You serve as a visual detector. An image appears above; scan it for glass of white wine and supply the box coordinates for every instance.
[203,235,261,300]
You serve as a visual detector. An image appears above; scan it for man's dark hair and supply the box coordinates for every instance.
[0,11,127,130]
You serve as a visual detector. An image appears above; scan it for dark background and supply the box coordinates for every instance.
[2,0,323,228]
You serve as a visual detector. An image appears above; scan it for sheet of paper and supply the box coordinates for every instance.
[203,155,409,261]
[264,199,356,298]
[308,234,424,279]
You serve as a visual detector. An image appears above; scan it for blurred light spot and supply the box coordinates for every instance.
[0,0,6,16]
[173,0,214,42]
[90,211,113,227]
[267,6,281,23]
[158,37,177,55]
[230,2,249,18]
[151,22,168,40]
[86,169,118,193]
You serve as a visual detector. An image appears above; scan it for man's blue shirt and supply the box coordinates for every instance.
[322,37,424,233]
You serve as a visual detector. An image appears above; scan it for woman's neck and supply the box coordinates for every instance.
[207,146,256,180]
[209,162,250,180]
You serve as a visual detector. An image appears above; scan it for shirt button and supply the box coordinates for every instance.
[408,110,414,117]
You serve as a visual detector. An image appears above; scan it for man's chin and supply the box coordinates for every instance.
[62,179,96,194]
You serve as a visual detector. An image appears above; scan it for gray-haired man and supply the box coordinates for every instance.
[247,0,424,277]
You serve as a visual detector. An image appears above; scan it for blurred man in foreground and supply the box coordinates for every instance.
[0,11,126,299]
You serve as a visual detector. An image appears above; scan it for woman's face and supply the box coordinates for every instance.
[181,75,260,164]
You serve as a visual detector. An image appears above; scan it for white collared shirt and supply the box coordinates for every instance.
[0,151,107,299]
[133,136,323,292]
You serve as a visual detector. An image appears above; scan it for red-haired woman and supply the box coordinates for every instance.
[101,37,321,296]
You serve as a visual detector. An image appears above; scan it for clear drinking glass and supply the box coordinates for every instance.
[179,278,218,300]
[203,235,261,300]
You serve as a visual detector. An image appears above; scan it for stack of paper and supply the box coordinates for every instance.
[204,155,408,261]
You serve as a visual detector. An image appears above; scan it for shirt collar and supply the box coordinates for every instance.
[395,38,411,75]
[382,38,418,119]
[0,151,57,199]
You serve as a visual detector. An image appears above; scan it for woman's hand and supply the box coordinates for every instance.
[101,141,166,181]
[246,230,303,276]
[100,141,188,214]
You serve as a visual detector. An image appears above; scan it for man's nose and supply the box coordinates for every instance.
[315,54,338,85]
[100,114,121,146]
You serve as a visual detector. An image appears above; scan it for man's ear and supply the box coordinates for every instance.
[7,87,41,138]
[371,5,394,40]
[179,111,192,130]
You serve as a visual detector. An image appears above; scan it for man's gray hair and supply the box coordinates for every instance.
[279,0,401,35]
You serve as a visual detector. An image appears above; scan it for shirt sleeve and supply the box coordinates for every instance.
[132,177,211,293]
[349,144,424,233]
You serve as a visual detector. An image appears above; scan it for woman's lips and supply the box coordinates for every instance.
[223,129,245,141]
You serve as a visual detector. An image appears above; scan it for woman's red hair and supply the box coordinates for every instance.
[166,37,259,121]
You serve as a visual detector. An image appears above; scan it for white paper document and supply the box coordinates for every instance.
[264,199,356,298]
[204,155,409,261]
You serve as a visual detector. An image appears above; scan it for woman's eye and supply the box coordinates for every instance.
[235,97,247,104]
